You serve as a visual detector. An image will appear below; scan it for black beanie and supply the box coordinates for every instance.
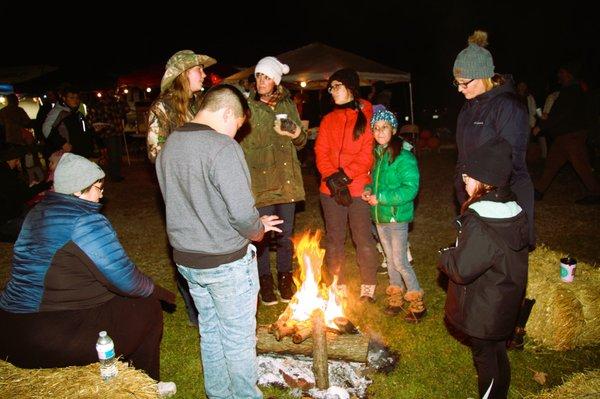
[328,68,360,97]
[464,137,513,187]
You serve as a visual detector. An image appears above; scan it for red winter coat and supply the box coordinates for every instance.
[315,100,374,197]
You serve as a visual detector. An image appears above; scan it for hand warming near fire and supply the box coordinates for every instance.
[260,214,283,233]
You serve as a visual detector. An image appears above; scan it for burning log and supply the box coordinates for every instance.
[257,326,369,363]
[292,321,313,344]
[312,309,329,389]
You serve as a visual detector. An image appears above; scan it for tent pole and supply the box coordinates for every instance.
[409,82,415,124]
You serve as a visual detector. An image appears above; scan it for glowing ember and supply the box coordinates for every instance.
[289,231,345,329]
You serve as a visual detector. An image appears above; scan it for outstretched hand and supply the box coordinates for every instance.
[261,214,283,233]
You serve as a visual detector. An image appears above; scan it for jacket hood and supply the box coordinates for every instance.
[465,205,528,251]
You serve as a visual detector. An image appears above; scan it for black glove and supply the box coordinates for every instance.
[280,118,297,133]
[325,168,353,207]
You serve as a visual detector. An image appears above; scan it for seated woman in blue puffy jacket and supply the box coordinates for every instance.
[0,153,174,382]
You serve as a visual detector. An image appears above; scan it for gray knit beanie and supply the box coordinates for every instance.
[453,31,495,79]
[54,153,105,194]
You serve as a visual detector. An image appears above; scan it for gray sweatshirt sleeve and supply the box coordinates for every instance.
[211,142,264,241]
[42,107,61,138]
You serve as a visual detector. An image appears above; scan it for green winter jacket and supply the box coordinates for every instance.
[240,88,307,208]
[366,145,420,224]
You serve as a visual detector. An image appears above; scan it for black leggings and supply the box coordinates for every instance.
[0,295,163,380]
[470,337,510,399]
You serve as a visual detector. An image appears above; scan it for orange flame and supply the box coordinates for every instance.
[289,230,345,329]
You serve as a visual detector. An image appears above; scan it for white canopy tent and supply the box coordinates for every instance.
[224,43,414,122]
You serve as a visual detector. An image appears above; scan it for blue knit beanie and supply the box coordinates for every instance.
[453,31,495,79]
[371,109,398,130]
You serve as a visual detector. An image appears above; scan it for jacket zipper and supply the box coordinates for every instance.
[374,155,381,224]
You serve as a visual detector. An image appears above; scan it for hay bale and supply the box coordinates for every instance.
[525,369,600,399]
[0,359,160,398]
[527,245,600,351]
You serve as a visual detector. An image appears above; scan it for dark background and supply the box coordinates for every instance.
[2,1,598,128]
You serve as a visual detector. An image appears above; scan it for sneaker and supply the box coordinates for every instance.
[157,381,177,397]
[575,194,600,205]
[278,272,296,302]
[359,284,376,303]
[259,274,278,306]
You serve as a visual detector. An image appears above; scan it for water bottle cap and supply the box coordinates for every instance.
[99,331,107,337]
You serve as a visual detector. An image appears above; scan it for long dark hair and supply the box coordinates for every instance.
[352,99,367,140]
[377,134,405,164]
[460,179,496,214]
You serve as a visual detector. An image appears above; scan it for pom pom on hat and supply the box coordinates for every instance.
[453,30,495,79]
[254,56,290,85]
[54,153,106,194]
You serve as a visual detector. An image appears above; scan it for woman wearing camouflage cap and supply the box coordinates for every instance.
[146,50,216,163]
[146,50,216,328]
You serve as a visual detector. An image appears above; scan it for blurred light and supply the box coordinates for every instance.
[432,115,439,119]
[300,81,307,88]
[97,92,102,98]
[0,96,6,105]
[146,87,152,93]
[43,94,47,98]
[123,88,129,94]
[404,116,409,121]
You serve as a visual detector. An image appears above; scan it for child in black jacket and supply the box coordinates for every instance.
[439,137,529,399]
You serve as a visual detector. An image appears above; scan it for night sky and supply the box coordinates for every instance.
[2,1,598,123]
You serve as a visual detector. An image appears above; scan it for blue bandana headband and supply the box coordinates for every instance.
[371,109,398,130]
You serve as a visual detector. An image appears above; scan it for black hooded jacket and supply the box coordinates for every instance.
[454,76,535,248]
[439,190,529,340]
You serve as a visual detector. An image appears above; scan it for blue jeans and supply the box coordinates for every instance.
[376,223,421,292]
[256,203,295,276]
[177,245,262,399]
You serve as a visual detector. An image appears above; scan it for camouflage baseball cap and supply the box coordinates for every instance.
[160,50,217,93]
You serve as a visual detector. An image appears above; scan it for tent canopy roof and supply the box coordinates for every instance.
[224,42,410,90]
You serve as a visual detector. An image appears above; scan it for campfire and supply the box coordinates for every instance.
[268,231,353,344]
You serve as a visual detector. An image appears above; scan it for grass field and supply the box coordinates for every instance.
[1,148,598,398]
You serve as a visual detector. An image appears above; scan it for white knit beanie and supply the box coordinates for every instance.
[54,153,105,194]
[254,56,290,85]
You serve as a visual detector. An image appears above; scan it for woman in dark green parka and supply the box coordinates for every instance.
[239,56,307,305]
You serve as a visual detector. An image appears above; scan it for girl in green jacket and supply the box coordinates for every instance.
[362,110,426,322]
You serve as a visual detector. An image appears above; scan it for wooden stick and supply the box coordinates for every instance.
[274,322,297,341]
[256,325,369,363]
[292,321,313,344]
[312,309,329,389]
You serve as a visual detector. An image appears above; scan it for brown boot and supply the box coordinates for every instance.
[404,290,427,323]
[384,285,405,315]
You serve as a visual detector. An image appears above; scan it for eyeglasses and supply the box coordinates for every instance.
[92,184,104,194]
[453,79,475,89]
[328,83,344,94]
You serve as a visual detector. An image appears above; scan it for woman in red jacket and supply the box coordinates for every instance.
[315,68,379,302]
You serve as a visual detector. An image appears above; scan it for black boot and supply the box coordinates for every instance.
[278,272,296,302]
[259,274,278,306]
[507,298,536,350]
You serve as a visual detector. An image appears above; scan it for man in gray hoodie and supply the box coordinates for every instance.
[156,84,281,399]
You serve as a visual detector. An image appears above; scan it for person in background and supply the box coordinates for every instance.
[42,87,94,158]
[315,68,380,302]
[362,109,425,321]
[0,93,32,146]
[88,90,128,182]
[0,146,51,242]
[452,30,535,249]
[439,137,529,399]
[146,49,217,327]
[156,84,282,399]
[240,56,307,305]
[516,81,537,132]
[533,62,600,205]
[0,153,176,396]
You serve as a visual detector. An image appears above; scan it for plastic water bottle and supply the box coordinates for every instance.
[96,331,118,381]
